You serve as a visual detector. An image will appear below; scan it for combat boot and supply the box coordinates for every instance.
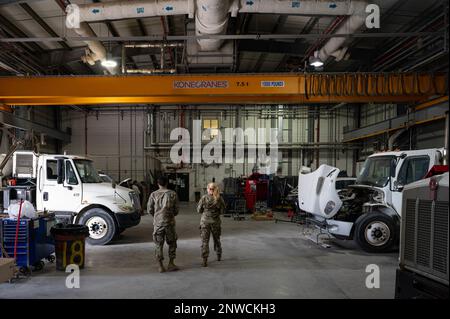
[167,258,180,271]
[158,260,166,273]
[217,254,221,261]
[202,258,208,267]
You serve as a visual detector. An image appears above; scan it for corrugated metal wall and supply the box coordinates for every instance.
[6,106,60,153]
[61,106,357,201]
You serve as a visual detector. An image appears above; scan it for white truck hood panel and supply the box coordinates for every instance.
[82,183,129,195]
[298,164,343,219]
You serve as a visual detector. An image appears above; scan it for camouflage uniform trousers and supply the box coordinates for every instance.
[200,222,222,258]
[153,224,177,261]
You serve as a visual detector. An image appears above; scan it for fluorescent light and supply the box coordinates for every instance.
[101,59,117,68]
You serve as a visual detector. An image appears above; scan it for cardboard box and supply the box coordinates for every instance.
[0,258,15,283]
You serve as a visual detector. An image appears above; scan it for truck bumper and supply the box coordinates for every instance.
[326,220,354,238]
[115,211,141,229]
[307,216,353,239]
[395,268,449,299]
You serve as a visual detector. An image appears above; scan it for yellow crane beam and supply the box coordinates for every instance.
[0,73,447,106]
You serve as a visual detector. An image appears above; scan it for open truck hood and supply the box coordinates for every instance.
[298,164,343,219]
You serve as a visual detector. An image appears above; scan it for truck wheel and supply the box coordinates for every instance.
[79,208,117,245]
[355,213,396,253]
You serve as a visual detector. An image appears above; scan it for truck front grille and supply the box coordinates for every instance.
[403,197,449,283]
[404,199,416,262]
[417,200,432,267]
[433,202,448,275]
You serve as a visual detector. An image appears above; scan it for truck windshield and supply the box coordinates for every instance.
[356,156,394,187]
[74,159,102,183]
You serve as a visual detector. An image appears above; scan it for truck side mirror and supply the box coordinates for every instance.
[390,159,397,177]
[56,158,64,184]
[394,181,404,191]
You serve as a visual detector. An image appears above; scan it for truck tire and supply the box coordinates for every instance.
[78,208,117,245]
[355,213,396,253]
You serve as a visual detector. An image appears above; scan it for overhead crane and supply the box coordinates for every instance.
[0,72,447,106]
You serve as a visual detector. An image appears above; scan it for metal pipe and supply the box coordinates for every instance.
[126,68,176,74]
[2,32,444,43]
[86,112,339,118]
[403,50,447,72]
[84,112,88,155]
[387,128,406,150]
[0,60,20,74]
[376,35,444,71]
[134,106,137,180]
[147,111,152,146]
[374,13,445,68]
[445,110,449,165]
[130,110,133,180]
[144,141,359,147]
[316,111,320,168]
[125,43,184,48]
[0,139,23,178]
[121,44,126,74]
[118,110,121,181]
[143,144,360,150]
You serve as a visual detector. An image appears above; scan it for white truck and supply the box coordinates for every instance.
[395,172,448,298]
[298,148,445,252]
[1,151,141,245]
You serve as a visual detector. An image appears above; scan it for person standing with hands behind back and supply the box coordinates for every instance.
[197,183,226,267]
[147,176,180,273]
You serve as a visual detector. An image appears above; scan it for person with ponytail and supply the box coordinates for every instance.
[197,182,226,267]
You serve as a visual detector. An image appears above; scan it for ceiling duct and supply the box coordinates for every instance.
[68,0,367,64]
[315,1,367,63]
[73,22,106,65]
[66,5,116,74]
[195,0,230,51]
[76,0,193,21]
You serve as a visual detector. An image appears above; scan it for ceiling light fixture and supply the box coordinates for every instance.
[309,56,324,68]
[309,50,324,68]
[101,59,117,68]
[309,57,323,68]
[101,43,117,68]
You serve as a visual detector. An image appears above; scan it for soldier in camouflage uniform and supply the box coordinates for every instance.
[197,183,226,267]
[147,176,180,273]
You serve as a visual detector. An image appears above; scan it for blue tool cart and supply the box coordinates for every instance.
[0,214,56,274]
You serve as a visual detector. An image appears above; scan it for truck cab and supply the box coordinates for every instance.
[2,151,141,245]
[298,148,445,252]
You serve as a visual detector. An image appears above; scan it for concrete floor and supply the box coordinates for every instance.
[0,203,398,299]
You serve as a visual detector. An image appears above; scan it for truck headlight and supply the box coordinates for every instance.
[324,201,336,215]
